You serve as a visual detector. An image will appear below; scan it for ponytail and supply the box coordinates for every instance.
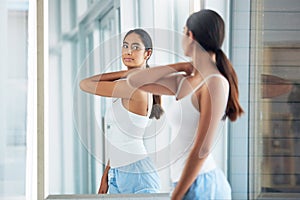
[150,95,164,120]
[145,63,164,119]
[215,49,244,121]
[185,10,243,121]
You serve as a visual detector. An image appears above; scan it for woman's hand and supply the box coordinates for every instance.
[98,173,109,194]
[170,188,184,200]
[98,162,110,194]
[184,62,194,76]
[171,62,194,76]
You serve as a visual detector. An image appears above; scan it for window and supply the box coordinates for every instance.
[250,0,300,199]
[0,0,31,199]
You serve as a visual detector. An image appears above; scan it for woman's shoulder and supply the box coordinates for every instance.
[193,73,229,96]
[198,73,229,103]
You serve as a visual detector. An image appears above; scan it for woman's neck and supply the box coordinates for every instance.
[191,47,218,77]
[127,64,147,70]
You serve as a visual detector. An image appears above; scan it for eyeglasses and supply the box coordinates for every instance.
[122,44,145,52]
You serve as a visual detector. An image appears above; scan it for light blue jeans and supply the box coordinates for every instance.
[108,157,161,194]
[173,168,232,200]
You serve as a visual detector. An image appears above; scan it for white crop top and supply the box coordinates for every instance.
[165,74,228,182]
[105,95,152,168]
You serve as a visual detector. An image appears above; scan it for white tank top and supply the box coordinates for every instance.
[105,94,152,168]
[165,74,228,182]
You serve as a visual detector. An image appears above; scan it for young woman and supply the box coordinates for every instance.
[128,10,244,199]
[80,29,163,194]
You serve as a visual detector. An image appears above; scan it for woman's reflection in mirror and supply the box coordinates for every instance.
[80,29,164,194]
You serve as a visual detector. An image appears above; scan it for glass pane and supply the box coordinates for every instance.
[0,0,29,199]
[260,47,300,193]
[250,0,300,197]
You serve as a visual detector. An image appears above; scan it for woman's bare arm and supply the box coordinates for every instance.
[98,160,111,194]
[171,77,229,200]
[83,70,128,82]
[79,70,137,99]
[127,62,193,96]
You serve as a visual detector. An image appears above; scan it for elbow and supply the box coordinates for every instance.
[191,146,210,160]
[198,148,210,159]
[127,74,139,88]
[79,79,88,92]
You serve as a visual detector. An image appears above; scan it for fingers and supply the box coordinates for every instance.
[98,188,108,194]
[98,183,108,194]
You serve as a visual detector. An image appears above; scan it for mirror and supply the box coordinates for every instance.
[48,0,190,195]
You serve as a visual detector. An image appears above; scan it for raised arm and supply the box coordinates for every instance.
[127,62,193,96]
[82,70,128,82]
[79,70,137,99]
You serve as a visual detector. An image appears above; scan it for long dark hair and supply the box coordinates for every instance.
[124,29,164,119]
[186,10,244,121]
